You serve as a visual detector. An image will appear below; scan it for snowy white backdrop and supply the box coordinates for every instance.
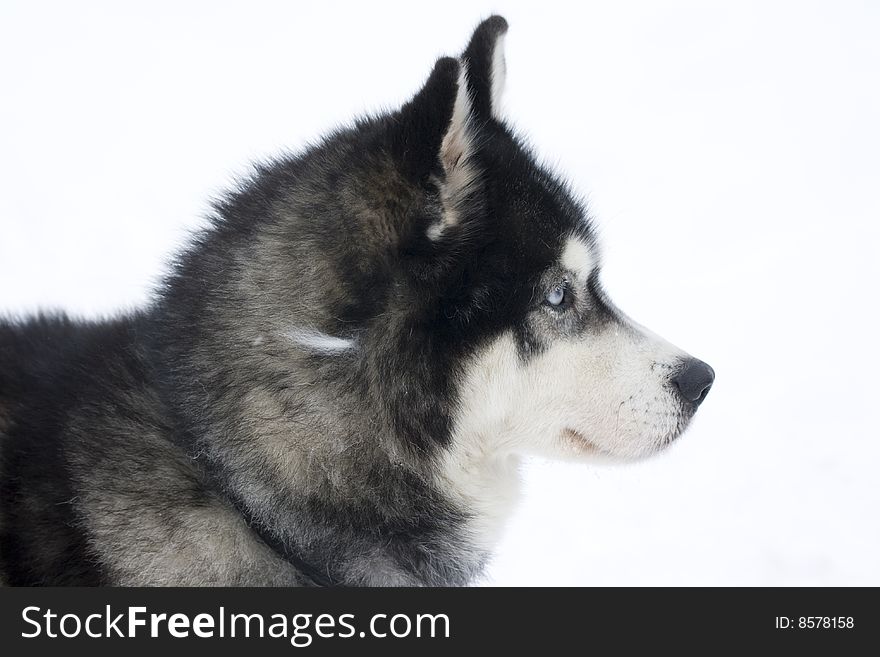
[1,1,877,585]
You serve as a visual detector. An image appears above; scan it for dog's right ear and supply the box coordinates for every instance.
[396,57,480,240]
[397,58,476,185]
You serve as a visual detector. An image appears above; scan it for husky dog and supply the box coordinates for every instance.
[0,16,714,586]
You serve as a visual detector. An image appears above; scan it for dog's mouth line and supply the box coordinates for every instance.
[562,428,611,455]
[563,422,688,457]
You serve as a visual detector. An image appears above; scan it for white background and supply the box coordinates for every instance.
[1,1,878,585]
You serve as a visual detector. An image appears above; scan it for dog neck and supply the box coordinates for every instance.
[196,434,501,586]
[436,436,523,556]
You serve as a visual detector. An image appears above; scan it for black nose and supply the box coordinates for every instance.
[671,358,715,406]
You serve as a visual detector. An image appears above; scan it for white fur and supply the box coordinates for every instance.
[562,238,596,283]
[284,328,356,354]
[490,34,506,120]
[436,335,523,552]
[439,261,691,551]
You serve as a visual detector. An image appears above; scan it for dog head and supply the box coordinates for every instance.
[377,17,715,462]
[220,17,713,468]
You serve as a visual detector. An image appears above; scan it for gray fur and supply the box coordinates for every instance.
[0,16,712,586]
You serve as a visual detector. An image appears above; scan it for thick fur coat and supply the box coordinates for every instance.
[0,17,713,586]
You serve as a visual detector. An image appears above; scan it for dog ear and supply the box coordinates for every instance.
[396,17,508,241]
[462,15,509,122]
[396,57,461,183]
[397,56,480,240]
[426,16,509,239]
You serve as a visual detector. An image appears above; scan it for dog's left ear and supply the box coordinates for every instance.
[462,15,508,122]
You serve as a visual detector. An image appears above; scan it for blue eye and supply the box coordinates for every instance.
[545,283,567,307]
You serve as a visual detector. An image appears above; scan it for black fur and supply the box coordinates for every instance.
[0,16,602,586]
